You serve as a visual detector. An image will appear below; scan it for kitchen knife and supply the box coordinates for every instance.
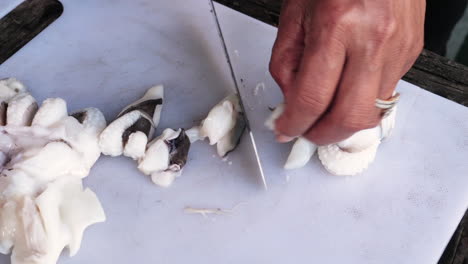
[209,0,267,189]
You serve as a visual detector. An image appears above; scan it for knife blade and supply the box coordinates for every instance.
[209,0,267,189]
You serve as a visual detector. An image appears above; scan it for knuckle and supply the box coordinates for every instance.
[296,91,328,115]
[305,4,349,36]
[324,11,349,35]
[269,59,286,87]
[325,13,345,29]
[372,18,397,43]
[324,3,349,22]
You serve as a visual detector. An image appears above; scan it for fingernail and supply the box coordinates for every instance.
[276,134,294,143]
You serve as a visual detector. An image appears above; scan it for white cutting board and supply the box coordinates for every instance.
[1,1,468,264]
[0,0,22,18]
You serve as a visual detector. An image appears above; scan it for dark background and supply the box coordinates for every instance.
[0,0,467,263]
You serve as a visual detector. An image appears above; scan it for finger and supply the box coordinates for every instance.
[378,65,403,102]
[379,41,423,97]
[269,0,307,96]
[274,38,346,140]
[380,2,424,97]
[376,58,402,101]
[304,53,383,145]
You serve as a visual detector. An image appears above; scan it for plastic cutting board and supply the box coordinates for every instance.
[0,1,467,263]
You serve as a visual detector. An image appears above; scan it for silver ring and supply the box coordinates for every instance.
[375,93,400,117]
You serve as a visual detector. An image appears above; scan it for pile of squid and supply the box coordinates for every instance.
[0,78,106,264]
[265,103,397,176]
[0,78,247,264]
[99,87,245,188]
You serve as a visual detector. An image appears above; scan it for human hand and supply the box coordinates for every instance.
[269,0,425,145]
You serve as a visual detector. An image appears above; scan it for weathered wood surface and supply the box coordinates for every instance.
[438,214,468,264]
[0,0,63,65]
[214,1,468,264]
[215,0,468,107]
[0,1,466,264]
[406,50,468,106]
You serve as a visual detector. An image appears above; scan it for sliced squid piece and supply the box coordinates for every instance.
[33,180,72,264]
[29,194,66,264]
[0,102,7,126]
[119,111,154,145]
[12,196,48,263]
[137,133,170,175]
[150,169,179,188]
[0,78,26,101]
[68,108,107,168]
[318,105,398,176]
[0,78,28,126]
[123,131,148,160]
[265,104,317,170]
[198,94,246,157]
[13,141,85,182]
[58,182,106,256]
[138,128,191,187]
[32,180,105,263]
[380,105,397,140]
[32,98,68,128]
[265,102,398,175]
[318,141,380,176]
[0,151,9,167]
[71,107,107,136]
[6,93,38,126]
[264,103,284,131]
[166,129,190,169]
[216,113,246,157]
[200,95,240,145]
[99,85,164,157]
[284,137,317,170]
[185,126,205,143]
[33,179,105,264]
[0,201,17,254]
[118,84,164,126]
[99,110,154,156]
[336,127,381,153]
[1,170,39,199]
[20,197,47,253]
